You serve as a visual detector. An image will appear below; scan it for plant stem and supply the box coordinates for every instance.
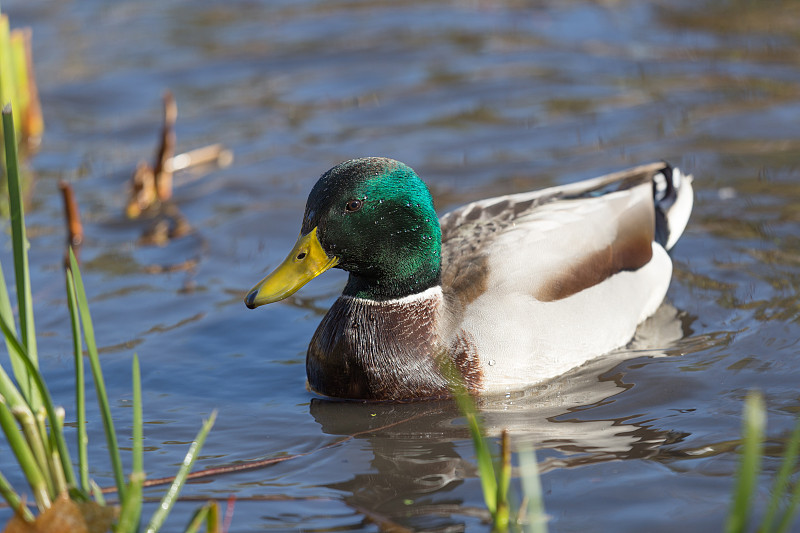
[777,440,800,533]
[492,430,511,533]
[726,392,765,533]
[0,346,27,413]
[65,268,89,493]
[90,480,106,506]
[47,407,68,495]
[2,105,39,409]
[117,472,144,533]
[449,374,497,514]
[13,406,55,497]
[0,469,34,522]
[68,249,127,499]
[762,416,800,532]
[0,314,76,488]
[132,354,143,475]
[0,399,50,511]
[0,260,28,405]
[145,411,217,533]
[119,354,145,532]
[49,449,67,498]
[185,501,219,533]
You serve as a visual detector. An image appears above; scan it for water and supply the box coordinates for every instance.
[2,0,800,531]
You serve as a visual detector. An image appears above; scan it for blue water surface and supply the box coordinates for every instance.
[1,0,800,531]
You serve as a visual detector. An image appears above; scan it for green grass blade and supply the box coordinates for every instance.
[117,354,144,532]
[453,386,497,513]
[0,351,41,490]
[0,348,27,412]
[0,370,53,500]
[90,479,106,506]
[68,248,126,499]
[0,311,76,489]
[440,356,499,514]
[0,110,29,405]
[0,398,50,510]
[184,506,208,533]
[145,410,217,533]
[726,392,766,533]
[132,354,143,475]
[0,259,28,403]
[472,418,498,513]
[762,416,800,532]
[437,357,497,516]
[65,267,89,493]
[2,105,39,409]
[117,472,144,533]
[184,501,219,533]
[27,408,56,497]
[777,486,800,532]
[0,468,35,523]
[0,316,64,494]
[0,303,39,411]
[776,433,800,533]
[205,500,219,533]
[518,445,548,533]
[46,413,68,495]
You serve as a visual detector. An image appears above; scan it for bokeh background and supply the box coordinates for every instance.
[2,0,800,531]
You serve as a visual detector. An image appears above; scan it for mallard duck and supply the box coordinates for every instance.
[245,158,693,400]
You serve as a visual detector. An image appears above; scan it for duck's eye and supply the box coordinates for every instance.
[345,199,363,213]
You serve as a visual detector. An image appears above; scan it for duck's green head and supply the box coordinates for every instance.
[245,157,442,307]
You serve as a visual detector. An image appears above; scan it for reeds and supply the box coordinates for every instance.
[455,383,800,532]
[0,105,218,531]
[449,374,548,533]
[727,391,800,533]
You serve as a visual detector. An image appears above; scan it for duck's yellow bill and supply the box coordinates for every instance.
[244,227,338,308]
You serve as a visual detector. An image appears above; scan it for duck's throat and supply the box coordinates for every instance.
[306,286,450,400]
[337,221,443,301]
[342,268,441,301]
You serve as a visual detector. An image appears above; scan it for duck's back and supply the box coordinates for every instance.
[439,163,693,394]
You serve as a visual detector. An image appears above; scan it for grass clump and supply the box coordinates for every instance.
[454,382,800,533]
[448,371,547,533]
[0,105,218,532]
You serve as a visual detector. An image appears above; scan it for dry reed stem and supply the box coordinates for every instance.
[57,181,83,248]
[153,90,176,202]
[125,162,157,219]
[165,143,233,173]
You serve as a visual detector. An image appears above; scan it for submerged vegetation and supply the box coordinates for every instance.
[0,107,217,531]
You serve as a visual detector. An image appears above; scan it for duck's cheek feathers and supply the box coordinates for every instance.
[245,227,339,308]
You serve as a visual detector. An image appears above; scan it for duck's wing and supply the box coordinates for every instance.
[439,162,692,308]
